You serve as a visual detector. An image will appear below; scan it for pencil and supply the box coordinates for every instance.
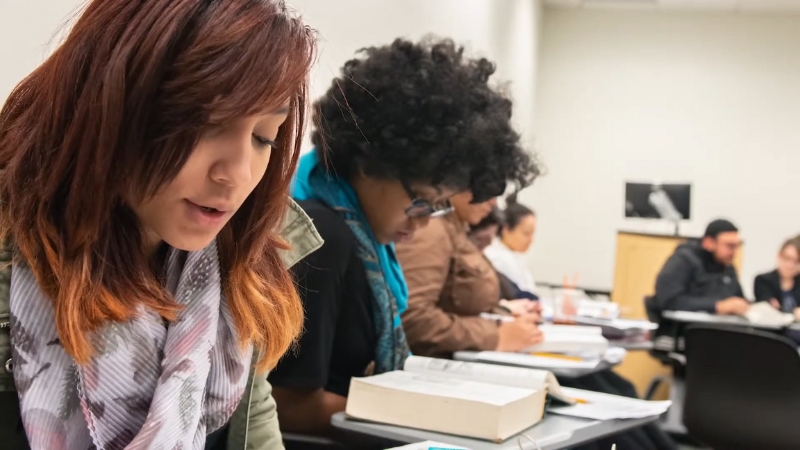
[530,352,584,362]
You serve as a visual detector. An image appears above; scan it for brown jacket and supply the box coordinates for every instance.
[397,214,501,357]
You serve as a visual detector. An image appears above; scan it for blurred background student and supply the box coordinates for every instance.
[652,219,748,316]
[754,236,800,314]
[468,206,504,252]
[484,195,539,299]
[399,194,543,358]
[398,195,677,450]
[468,207,536,302]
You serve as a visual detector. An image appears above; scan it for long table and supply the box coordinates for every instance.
[332,412,660,450]
[662,310,800,331]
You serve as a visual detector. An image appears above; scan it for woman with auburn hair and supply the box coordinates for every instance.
[0,0,317,449]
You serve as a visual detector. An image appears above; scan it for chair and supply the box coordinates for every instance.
[683,325,800,450]
[283,431,393,450]
[282,433,349,450]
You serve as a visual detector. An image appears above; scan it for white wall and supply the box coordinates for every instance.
[288,0,543,149]
[2,0,543,162]
[528,8,800,296]
[0,0,87,103]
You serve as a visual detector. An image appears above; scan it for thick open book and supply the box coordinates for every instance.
[402,355,575,405]
[346,356,551,442]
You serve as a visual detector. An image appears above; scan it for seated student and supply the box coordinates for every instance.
[398,195,677,450]
[754,236,800,313]
[652,219,749,316]
[484,195,538,298]
[468,206,503,251]
[398,193,543,357]
[267,37,537,437]
[468,208,534,301]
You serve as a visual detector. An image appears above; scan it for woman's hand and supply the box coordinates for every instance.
[500,299,541,318]
[495,314,544,352]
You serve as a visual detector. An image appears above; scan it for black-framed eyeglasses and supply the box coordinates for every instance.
[401,181,454,219]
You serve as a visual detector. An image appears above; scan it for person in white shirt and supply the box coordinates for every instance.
[484,196,537,296]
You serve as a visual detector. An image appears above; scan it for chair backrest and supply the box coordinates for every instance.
[683,325,800,450]
[282,432,349,450]
[644,295,661,324]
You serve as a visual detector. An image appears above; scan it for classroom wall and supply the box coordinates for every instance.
[1,0,543,179]
[0,0,86,103]
[527,8,800,297]
[288,0,543,147]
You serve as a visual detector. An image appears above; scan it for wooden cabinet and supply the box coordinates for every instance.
[612,232,686,320]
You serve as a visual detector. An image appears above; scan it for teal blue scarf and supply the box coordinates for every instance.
[293,150,409,373]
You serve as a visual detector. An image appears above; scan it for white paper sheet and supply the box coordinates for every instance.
[549,387,671,420]
[386,441,468,450]
[471,351,601,370]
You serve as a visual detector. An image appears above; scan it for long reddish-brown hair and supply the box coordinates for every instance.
[0,0,315,371]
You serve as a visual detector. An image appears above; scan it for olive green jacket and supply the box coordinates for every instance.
[0,198,323,450]
[225,199,323,449]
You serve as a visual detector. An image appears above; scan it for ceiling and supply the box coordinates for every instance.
[544,0,800,13]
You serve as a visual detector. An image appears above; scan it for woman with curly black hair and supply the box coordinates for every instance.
[267,37,538,438]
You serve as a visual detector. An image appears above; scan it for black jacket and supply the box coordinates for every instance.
[753,270,800,311]
[653,239,743,313]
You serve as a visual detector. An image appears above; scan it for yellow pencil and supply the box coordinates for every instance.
[530,352,584,362]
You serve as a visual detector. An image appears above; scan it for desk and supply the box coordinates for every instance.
[610,340,654,351]
[453,351,615,379]
[662,310,800,331]
[332,412,659,450]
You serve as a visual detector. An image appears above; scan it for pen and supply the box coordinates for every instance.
[496,304,513,314]
[480,312,515,323]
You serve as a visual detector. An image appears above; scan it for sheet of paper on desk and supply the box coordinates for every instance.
[472,351,601,370]
[574,317,658,331]
[524,325,609,356]
[576,300,620,319]
[386,441,468,450]
[666,310,741,323]
[745,302,795,327]
[603,347,627,364]
[550,387,671,420]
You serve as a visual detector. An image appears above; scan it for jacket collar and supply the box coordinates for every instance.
[278,197,324,269]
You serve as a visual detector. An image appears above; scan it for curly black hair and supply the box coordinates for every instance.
[471,206,504,234]
[311,37,539,202]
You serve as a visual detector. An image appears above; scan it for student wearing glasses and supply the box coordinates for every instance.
[652,219,748,317]
[754,236,800,313]
[267,37,537,437]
